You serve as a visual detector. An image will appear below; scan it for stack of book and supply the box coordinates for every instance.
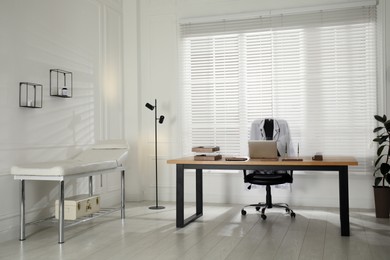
[192,146,222,161]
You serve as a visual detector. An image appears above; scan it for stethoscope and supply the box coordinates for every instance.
[259,119,281,141]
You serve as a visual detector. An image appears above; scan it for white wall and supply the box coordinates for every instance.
[134,0,390,210]
[123,0,143,201]
[0,0,124,242]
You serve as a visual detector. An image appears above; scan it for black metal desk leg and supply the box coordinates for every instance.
[19,180,25,241]
[176,164,184,227]
[176,165,203,228]
[196,169,203,215]
[339,166,350,236]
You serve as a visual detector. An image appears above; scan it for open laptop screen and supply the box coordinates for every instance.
[248,140,278,160]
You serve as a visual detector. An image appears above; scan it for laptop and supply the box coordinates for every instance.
[248,140,278,160]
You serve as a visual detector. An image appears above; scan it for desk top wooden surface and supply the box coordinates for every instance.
[167,156,358,166]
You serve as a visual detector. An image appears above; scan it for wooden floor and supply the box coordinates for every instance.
[1,201,389,260]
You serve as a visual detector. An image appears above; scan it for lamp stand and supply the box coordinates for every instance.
[148,99,165,210]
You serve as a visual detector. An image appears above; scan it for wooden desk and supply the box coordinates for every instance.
[167,156,358,236]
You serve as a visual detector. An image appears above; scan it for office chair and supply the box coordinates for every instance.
[241,118,295,219]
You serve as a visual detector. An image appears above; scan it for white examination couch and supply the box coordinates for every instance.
[11,139,129,244]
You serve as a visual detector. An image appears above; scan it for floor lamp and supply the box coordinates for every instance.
[145,99,165,210]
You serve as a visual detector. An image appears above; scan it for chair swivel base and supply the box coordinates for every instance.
[241,202,296,220]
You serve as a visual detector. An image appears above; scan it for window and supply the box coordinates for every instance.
[180,4,377,173]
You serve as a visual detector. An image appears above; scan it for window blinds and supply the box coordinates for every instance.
[180,5,377,173]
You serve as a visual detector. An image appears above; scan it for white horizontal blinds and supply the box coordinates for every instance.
[182,34,241,154]
[181,5,377,172]
[300,7,377,173]
[244,22,306,140]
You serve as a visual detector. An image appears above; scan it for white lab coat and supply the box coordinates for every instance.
[250,118,295,157]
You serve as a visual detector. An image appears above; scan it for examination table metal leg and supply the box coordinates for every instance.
[19,180,25,241]
[58,180,65,244]
[121,170,125,219]
[89,176,93,196]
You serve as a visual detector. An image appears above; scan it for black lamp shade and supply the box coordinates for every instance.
[145,103,155,110]
[159,115,165,124]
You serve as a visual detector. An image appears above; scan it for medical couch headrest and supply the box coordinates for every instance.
[92,139,129,150]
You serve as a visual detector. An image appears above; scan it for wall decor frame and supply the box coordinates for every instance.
[50,69,73,98]
[19,82,43,108]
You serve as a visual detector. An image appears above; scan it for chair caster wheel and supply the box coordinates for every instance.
[241,209,247,216]
[261,214,267,220]
[285,208,290,213]
[291,212,296,218]
[256,206,261,211]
